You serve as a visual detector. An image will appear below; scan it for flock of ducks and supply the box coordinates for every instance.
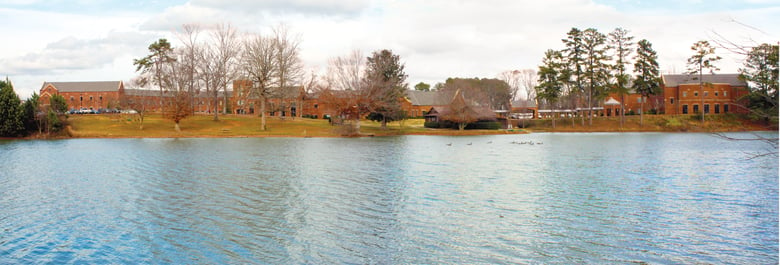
[445,140,543,146]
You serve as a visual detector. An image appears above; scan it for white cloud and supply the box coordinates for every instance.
[192,0,369,16]
[2,0,778,99]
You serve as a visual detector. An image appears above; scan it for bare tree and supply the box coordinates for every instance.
[273,24,304,119]
[498,70,521,101]
[242,33,277,131]
[326,50,368,132]
[121,77,153,129]
[176,24,203,114]
[199,23,241,120]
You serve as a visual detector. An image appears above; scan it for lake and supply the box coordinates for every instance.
[1,133,777,264]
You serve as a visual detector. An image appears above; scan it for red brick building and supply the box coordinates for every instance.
[40,81,124,111]
[662,74,749,115]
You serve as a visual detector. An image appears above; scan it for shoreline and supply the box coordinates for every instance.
[4,128,776,140]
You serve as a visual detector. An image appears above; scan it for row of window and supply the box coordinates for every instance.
[70,96,103,102]
[682,91,727,98]
[681,104,729,114]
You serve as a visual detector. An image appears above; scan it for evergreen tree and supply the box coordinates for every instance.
[363,49,408,129]
[608,27,634,128]
[581,28,611,126]
[739,43,778,123]
[562,28,586,126]
[0,78,23,137]
[686,40,721,123]
[632,39,661,126]
[21,92,40,133]
[536,49,568,128]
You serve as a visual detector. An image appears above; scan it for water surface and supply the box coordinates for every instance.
[1,133,777,264]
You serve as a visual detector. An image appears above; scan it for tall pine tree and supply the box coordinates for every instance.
[632,39,661,126]
[0,78,23,137]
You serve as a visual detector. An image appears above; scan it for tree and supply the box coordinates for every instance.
[443,89,481,130]
[536,49,567,128]
[414,82,430,91]
[242,33,277,131]
[0,78,23,137]
[439,78,511,111]
[21,92,40,134]
[686,40,722,123]
[363,49,409,129]
[581,28,611,126]
[608,27,634,128]
[326,50,368,132]
[133,38,175,112]
[272,25,305,119]
[49,94,68,114]
[562,28,586,126]
[200,24,241,121]
[739,43,779,124]
[121,77,153,129]
[632,39,661,126]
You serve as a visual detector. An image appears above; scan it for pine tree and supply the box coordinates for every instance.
[581,28,611,126]
[608,28,634,128]
[686,40,721,123]
[632,39,661,126]
[0,78,23,137]
[536,49,567,128]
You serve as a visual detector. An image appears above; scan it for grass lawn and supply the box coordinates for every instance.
[66,114,526,138]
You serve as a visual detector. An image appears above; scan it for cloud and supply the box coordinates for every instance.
[0,31,155,75]
[192,0,369,16]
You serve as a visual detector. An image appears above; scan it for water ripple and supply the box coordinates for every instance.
[0,133,777,264]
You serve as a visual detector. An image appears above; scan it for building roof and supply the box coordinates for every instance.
[405,90,450,106]
[42,81,123,92]
[604,97,621,105]
[662,74,746,87]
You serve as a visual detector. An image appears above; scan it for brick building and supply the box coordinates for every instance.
[40,81,124,111]
[662,74,749,115]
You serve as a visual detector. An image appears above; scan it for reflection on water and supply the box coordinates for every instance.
[0,133,777,264]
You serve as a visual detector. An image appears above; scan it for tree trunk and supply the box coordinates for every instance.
[588,90,593,126]
[260,97,267,131]
[639,97,644,126]
[213,97,219,121]
[620,93,625,128]
[552,106,556,129]
[458,122,466,130]
[381,115,387,129]
[174,122,181,132]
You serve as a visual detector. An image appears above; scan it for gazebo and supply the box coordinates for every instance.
[604,97,621,116]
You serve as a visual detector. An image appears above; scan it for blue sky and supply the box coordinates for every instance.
[1,0,778,99]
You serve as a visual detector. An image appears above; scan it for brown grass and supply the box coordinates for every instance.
[66,114,527,138]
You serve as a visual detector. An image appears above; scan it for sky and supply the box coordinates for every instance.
[1,0,778,99]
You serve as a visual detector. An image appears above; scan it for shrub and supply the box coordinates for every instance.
[465,121,501,130]
[424,121,439,128]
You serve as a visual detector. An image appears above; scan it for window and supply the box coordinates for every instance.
[683,91,688,97]
[704,104,710,113]
[670,97,675,104]
[80,96,83,102]
[693,104,699,113]
[694,91,699,97]
[704,91,708,97]
[89,96,93,101]
[715,92,718,97]
[314,104,318,109]
[715,104,720,114]
[99,96,103,101]
[724,104,729,113]
[70,96,74,102]
[724,91,728,97]
[682,105,688,114]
